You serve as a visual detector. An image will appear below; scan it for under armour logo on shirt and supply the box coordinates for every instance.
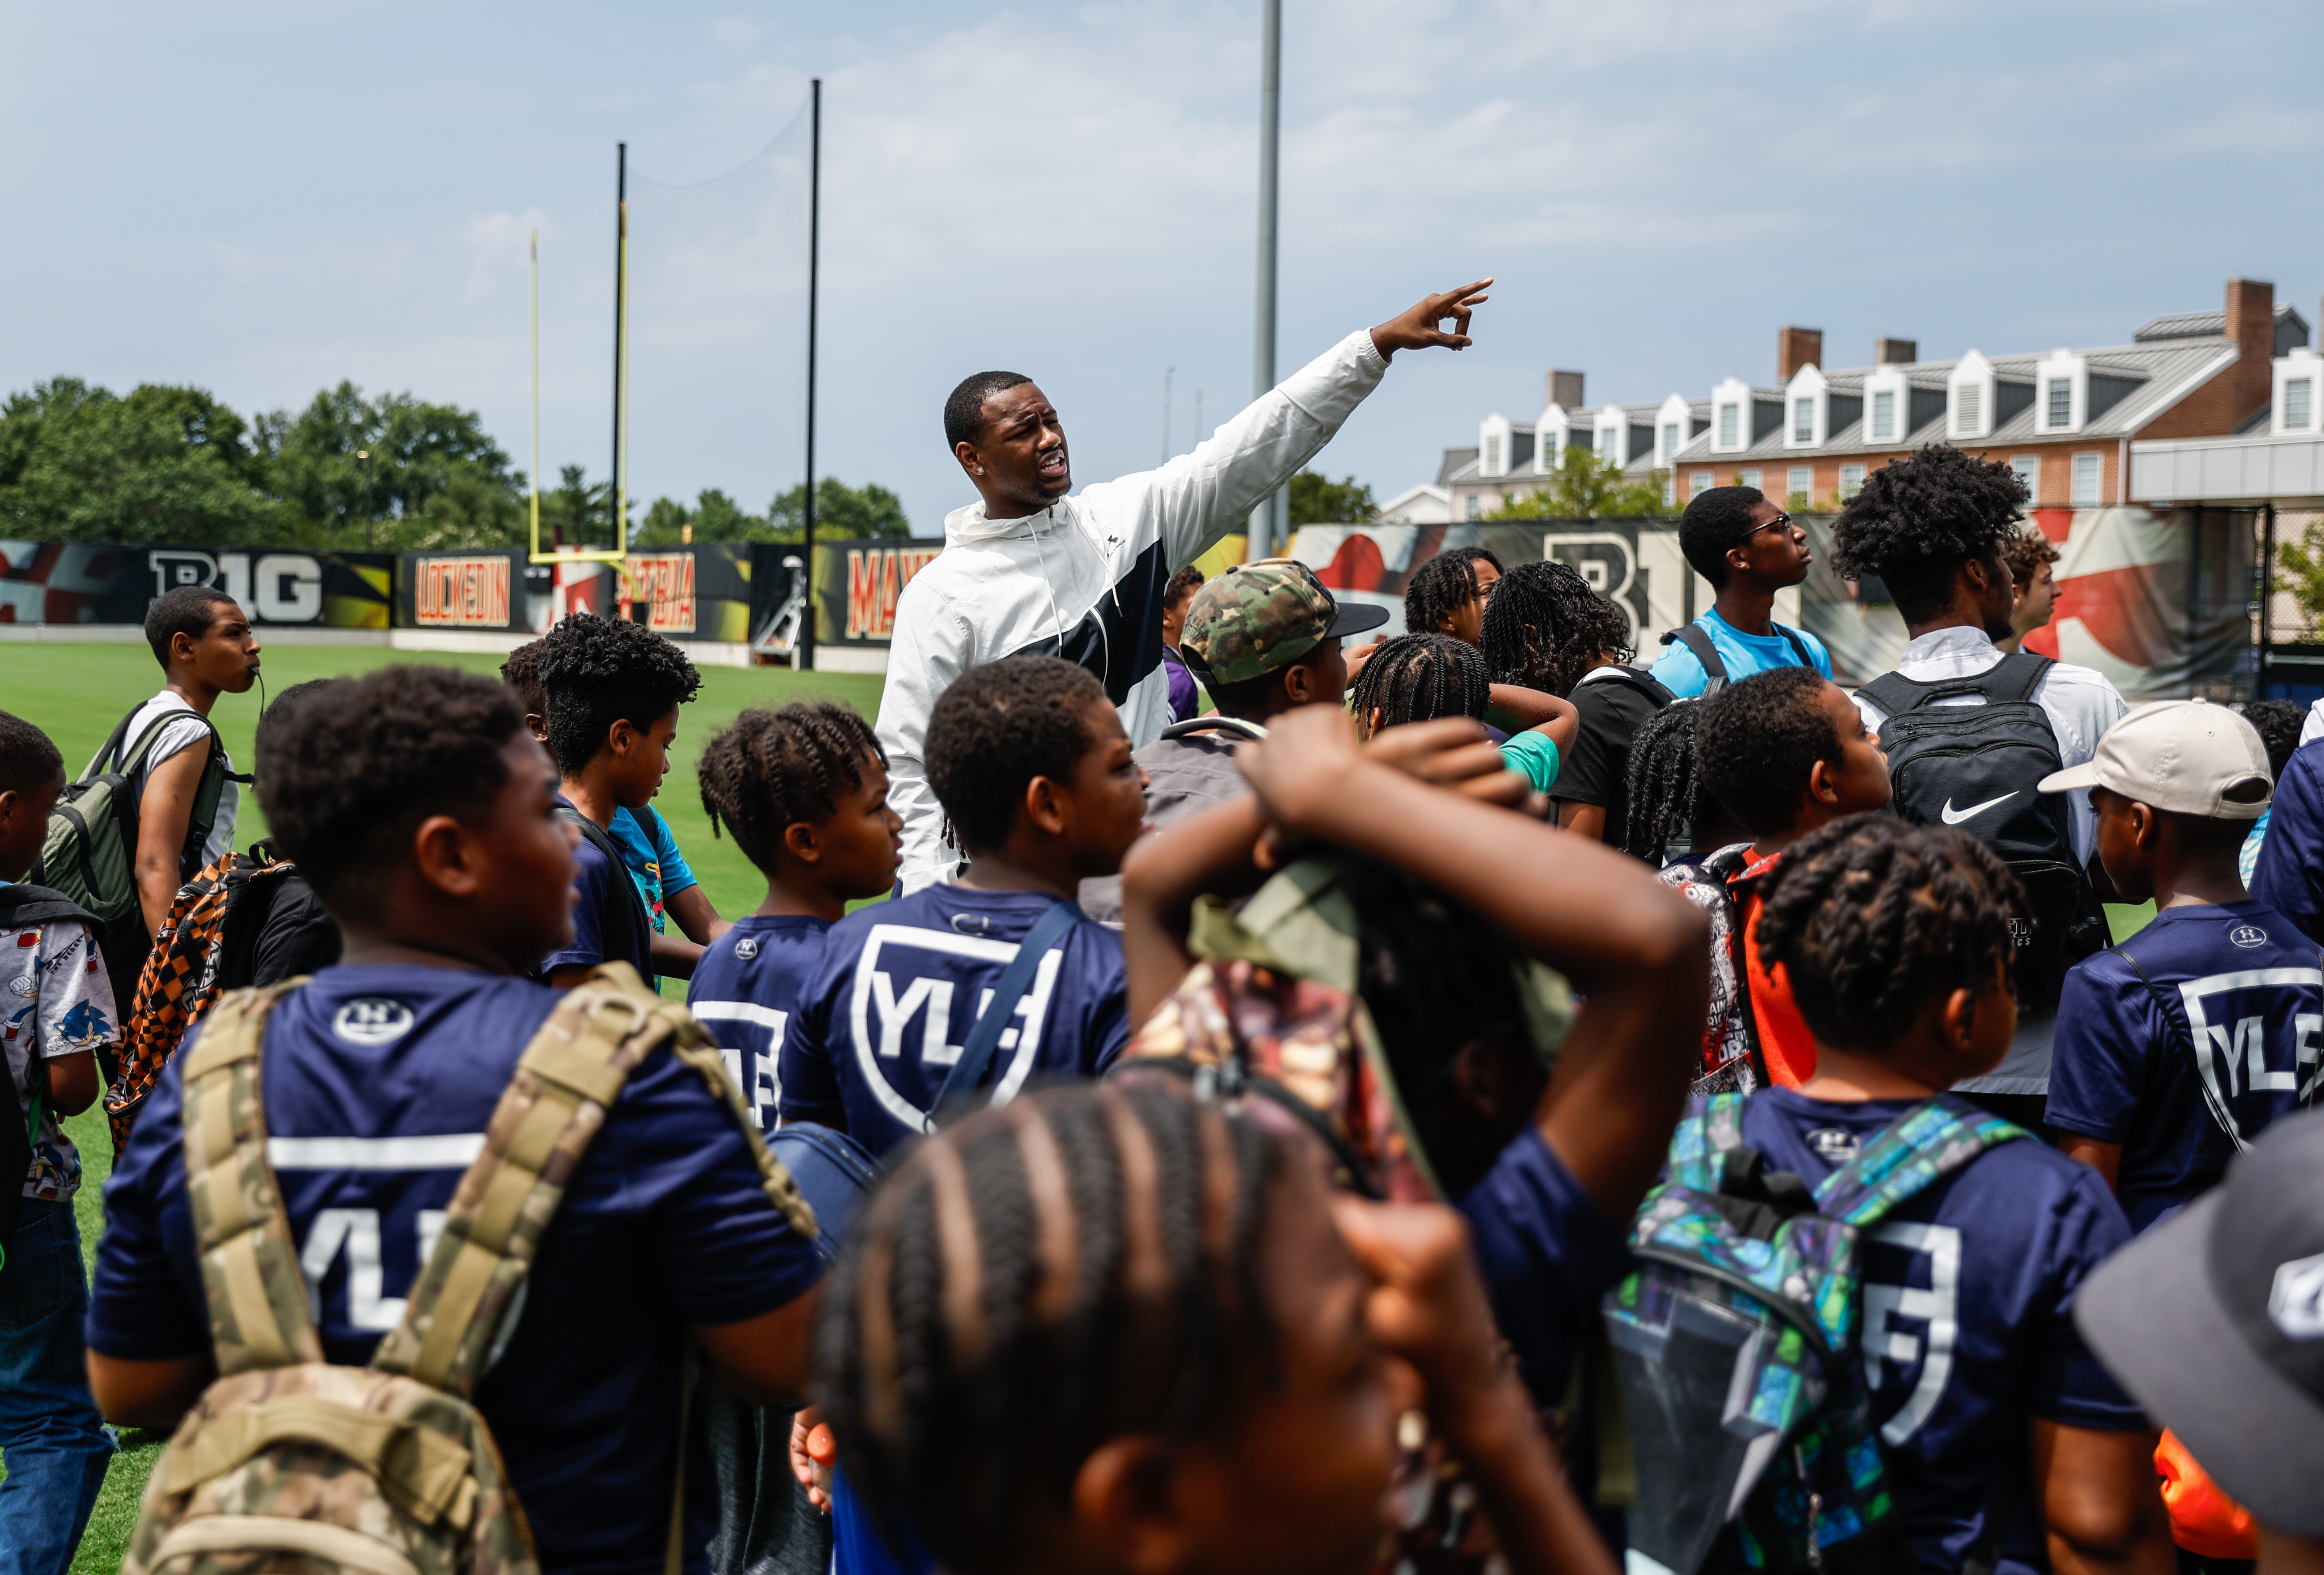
[333,999,414,1046]
[2231,925,2270,950]
[1806,1127,1861,1164]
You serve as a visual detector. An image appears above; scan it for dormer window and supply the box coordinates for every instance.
[1711,377,1753,453]
[2035,349,2087,434]
[1719,405,1739,447]
[1783,366,1827,450]
[1535,403,1571,473]
[1479,413,1514,478]
[1872,391,1896,441]
[1948,350,1996,441]
[1792,399,1813,442]
[2275,347,2322,435]
[1863,363,1909,448]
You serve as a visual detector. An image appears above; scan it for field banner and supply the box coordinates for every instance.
[619,544,752,640]
[401,550,522,631]
[0,542,394,627]
[811,538,944,646]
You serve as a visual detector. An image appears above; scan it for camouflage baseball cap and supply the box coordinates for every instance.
[1179,558,1389,686]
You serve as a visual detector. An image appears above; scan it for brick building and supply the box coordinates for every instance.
[1437,277,2308,520]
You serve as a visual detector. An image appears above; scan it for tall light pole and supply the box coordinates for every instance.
[1249,0,1284,559]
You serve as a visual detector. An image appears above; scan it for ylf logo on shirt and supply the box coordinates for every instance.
[333,999,415,1046]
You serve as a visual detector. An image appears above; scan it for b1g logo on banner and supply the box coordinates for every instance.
[0,541,394,627]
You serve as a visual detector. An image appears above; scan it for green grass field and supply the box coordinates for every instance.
[0,640,885,1571]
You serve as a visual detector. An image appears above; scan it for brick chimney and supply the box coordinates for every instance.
[2226,278,2276,422]
[1874,337,1917,366]
[1778,326,1823,382]
[1545,370,1584,410]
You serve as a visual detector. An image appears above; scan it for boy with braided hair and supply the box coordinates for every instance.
[1479,559,1674,847]
[690,703,901,1137]
[86,666,825,1575]
[1347,631,1578,793]
[815,1079,1623,1575]
[1725,815,2169,1575]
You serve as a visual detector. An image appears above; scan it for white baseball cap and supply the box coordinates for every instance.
[2036,697,2272,820]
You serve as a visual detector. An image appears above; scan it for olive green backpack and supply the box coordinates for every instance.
[123,965,817,1575]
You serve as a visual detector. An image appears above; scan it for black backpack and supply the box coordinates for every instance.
[1857,652,2099,1011]
[1660,622,1814,696]
[543,805,655,982]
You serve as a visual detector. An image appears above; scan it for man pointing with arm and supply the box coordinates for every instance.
[878,278,1493,891]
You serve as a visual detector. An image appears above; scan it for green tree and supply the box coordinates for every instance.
[259,382,526,547]
[631,488,770,547]
[1486,449,1669,520]
[2275,520,2324,639]
[0,378,279,544]
[766,478,913,541]
[1287,470,1376,524]
[536,465,613,549]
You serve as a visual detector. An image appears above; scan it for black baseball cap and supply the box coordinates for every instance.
[2076,1109,2324,1536]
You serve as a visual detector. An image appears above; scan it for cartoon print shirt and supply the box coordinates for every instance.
[4,914,121,1202]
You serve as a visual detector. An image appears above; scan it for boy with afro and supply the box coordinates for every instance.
[1836,445,2128,1118]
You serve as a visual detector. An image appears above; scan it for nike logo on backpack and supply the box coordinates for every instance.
[1940,791,2018,825]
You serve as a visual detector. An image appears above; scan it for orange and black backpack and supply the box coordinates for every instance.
[107,845,311,1152]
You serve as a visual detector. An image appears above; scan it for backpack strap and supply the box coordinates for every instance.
[178,982,325,1375]
[1662,624,1729,692]
[1576,665,1675,709]
[1860,650,2055,718]
[1659,1092,1752,1193]
[2113,946,2249,1153]
[555,806,655,976]
[931,898,1087,1126]
[1812,1093,2030,1226]
[1774,624,1814,668]
[372,963,816,1397]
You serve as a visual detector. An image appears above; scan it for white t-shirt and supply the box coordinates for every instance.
[1853,625,2129,1097]
[123,690,239,876]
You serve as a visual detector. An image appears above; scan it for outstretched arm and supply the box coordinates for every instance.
[1238,707,1706,1222]
[1108,281,1493,570]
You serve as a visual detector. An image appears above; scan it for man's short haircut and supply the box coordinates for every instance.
[1165,564,1206,611]
[1678,487,1768,589]
[257,667,525,904]
[500,638,548,720]
[1999,527,2061,589]
[1696,668,1844,838]
[925,657,1107,853]
[2243,699,2307,783]
[537,614,702,773]
[0,709,65,796]
[944,371,1035,451]
[1831,445,2027,625]
[1755,815,2022,1053]
[144,586,240,670]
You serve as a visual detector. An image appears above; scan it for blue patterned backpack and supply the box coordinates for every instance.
[1603,1093,2027,1575]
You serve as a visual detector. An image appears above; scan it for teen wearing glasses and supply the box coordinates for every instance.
[1646,485,1832,698]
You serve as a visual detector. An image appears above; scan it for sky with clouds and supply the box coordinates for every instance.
[4,0,2320,534]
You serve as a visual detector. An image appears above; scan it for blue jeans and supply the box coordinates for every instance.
[0,1199,112,1575]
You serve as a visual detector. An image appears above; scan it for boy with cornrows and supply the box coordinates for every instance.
[1727,816,2170,1574]
[687,703,902,1137]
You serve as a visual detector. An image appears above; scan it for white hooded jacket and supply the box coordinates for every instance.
[878,327,1391,891]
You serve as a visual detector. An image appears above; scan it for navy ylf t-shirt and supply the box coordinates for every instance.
[2253,740,2324,946]
[1459,1126,1633,1406]
[688,914,832,1137]
[88,965,823,1575]
[781,886,1130,1156]
[539,796,652,981]
[2049,899,2323,1233]
[1732,1091,2143,1575]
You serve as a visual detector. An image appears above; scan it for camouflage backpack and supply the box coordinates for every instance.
[124,964,819,1575]
[1602,1093,2026,1575]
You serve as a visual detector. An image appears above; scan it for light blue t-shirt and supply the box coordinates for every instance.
[2240,807,2271,888]
[611,804,699,936]
[1647,608,1833,699]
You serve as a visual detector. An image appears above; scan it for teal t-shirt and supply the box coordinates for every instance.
[610,804,699,936]
[1646,608,1832,698]
[1500,731,1563,793]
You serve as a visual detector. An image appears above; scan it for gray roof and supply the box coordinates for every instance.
[2136,303,2308,346]
[1646,338,2240,470]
